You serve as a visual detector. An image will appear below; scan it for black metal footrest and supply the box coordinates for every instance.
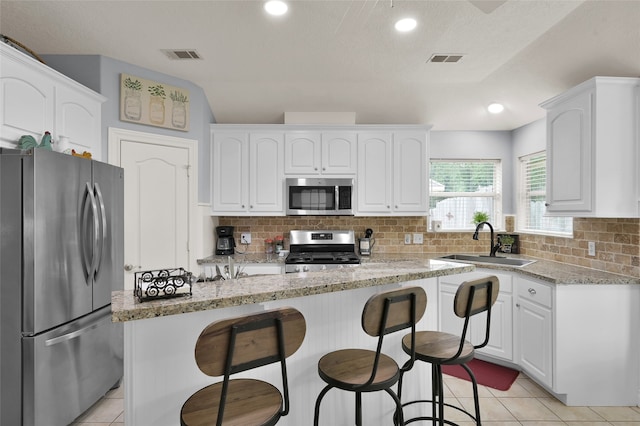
[400,399,478,426]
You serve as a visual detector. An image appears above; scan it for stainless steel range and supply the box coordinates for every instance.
[285,230,361,273]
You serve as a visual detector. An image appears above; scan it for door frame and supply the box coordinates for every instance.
[107,127,199,273]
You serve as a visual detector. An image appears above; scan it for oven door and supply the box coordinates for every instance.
[286,178,353,215]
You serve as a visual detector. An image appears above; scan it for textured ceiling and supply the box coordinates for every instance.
[1,0,639,130]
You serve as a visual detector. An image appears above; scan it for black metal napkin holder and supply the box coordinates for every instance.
[134,267,194,302]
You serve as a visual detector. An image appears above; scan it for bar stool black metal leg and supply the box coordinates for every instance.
[355,391,362,426]
[461,363,481,425]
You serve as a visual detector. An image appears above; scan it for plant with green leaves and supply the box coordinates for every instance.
[499,234,515,245]
[170,91,189,103]
[123,77,142,91]
[472,211,490,225]
[148,84,166,99]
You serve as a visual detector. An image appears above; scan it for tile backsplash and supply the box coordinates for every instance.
[218,216,640,278]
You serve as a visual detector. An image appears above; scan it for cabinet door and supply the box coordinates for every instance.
[516,277,553,388]
[284,132,320,174]
[517,298,553,388]
[439,270,513,362]
[321,132,356,174]
[472,292,513,361]
[357,132,392,213]
[0,49,54,147]
[393,131,427,213]
[212,132,248,213]
[249,133,284,213]
[546,89,593,212]
[55,84,102,160]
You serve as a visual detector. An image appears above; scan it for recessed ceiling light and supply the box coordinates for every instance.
[488,103,505,114]
[395,18,417,32]
[264,0,288,16]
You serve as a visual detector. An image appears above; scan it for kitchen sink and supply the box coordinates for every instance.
[438,254,536,267]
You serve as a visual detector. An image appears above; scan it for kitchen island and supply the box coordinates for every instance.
[111,259,474,426]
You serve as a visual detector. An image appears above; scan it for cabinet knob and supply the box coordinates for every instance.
[322,167,326,171]
[516,303,520,308]
[545,202,550,207]
[241,205,245,208]
[314,167,318,171]
[528,288,537,295]
[250,205,253,209]
[387,205,390,209]
[124,264,139,271]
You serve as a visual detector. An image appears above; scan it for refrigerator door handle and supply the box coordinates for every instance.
[81,182,100,283]
[93,182,107,279]
[44,316,111,346]
[80,182,93,282]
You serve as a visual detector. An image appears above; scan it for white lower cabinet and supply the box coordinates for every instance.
[515,276,553,388]
[439,270,513,362]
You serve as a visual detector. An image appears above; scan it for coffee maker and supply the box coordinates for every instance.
[215,226,236,255]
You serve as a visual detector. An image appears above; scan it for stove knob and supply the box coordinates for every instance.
[294,266,301,273]
[321,265,327,270]
[303,265,309,272]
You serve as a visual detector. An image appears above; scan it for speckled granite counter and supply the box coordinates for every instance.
[198,252,640,285]
[112,259,473,322]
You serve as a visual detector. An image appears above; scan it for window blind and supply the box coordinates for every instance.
[518,152,572,235]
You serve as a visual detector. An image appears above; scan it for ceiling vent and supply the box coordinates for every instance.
[428,54,463,63]
[161,49,202,60]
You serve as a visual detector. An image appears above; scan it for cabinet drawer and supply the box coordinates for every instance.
[518,279,552,308]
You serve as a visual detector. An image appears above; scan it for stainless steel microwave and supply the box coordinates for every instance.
[286,178,354,216]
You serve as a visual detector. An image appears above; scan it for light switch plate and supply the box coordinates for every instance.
[404,234,412,244]
[413,233,423,244]
[241,233,252,244]
[588,241,595,256]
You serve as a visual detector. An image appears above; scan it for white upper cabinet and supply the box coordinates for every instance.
[357,132,393,213]
[211,131,248,213]
[249,133,284,213]
[211,128,284,216]
[357,128,429,215]
[0,44,105,159]
[541,77,640,217]
[284,131,356,175]
[212,124,429,217]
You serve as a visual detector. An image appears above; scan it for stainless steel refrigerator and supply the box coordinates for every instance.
[1,148,124,426]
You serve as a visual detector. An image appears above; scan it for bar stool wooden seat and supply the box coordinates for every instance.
[397,276,499,425]
[314,286,427,426]
[180,307,306,426]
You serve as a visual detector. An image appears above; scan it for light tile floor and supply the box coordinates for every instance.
[71,372,640,425]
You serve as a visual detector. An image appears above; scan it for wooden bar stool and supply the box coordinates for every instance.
[314,286,427,426]
[397,276,499,425]
[180,307,306,426]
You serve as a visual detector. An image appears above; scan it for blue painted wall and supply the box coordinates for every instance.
[42,54,215,204]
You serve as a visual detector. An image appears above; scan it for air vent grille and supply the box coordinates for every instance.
[161,49,202,60]
[428,54,463,63]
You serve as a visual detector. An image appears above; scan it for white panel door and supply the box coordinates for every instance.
[109,128,196,290]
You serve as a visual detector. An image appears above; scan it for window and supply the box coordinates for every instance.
[429,160,502,230]
[518,152,572,235]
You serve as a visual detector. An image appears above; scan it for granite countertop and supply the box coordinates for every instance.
[198,252,640,285]
[111,259,473,322]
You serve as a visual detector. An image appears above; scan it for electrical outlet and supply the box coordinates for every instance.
[588,241,596,256]
[404,234,412,244]
[241,233,252,244]
[413,233,423,244]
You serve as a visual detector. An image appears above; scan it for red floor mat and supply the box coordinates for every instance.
[441,358,519,391]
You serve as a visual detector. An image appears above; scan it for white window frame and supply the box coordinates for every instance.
[429,159,503,231]
[517,151,573,237]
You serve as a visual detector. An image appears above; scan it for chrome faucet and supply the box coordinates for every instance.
[473,221,502,257]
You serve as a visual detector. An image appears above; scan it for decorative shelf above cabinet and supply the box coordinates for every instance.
[540,76,640,217]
